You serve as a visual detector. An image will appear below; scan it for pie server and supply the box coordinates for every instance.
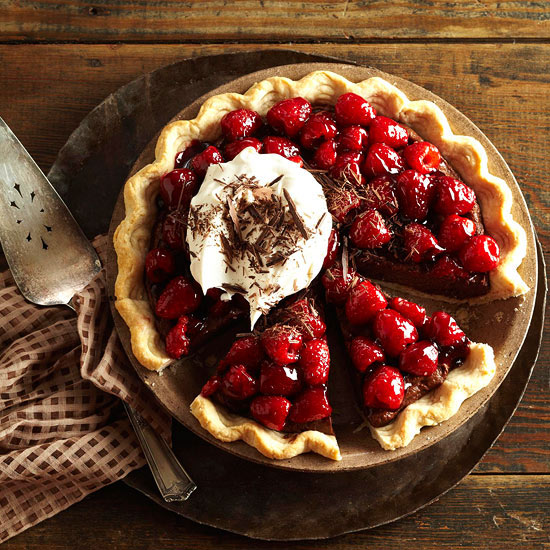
[0,117,196,502]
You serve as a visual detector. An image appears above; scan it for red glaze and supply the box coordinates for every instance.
[368,116,408,148]
[155,276,202,319]
[424,311,466,347]
[399,341,439,376]
[404,141,441,173]
[289,387,332,423]
[259,362,301,396]
[313,138,338,170]
[322,266,357,305]
[220,108,262,141]
[174,140,203,168]
[322,228,340,269]
[145,248,175,283]
[459,235,500,272]
[286,299,326,340]
[262,135,301,159]
[299,339,330,385]
[372,309,418,357]
[388,297,428,328]
[329,151,365,186]
[363,143,405,178]
[261,326,303,365]
[300,111,338,150]
[221,364,258,400]
[345,280,388,325]
[219,336,264,373]
[224,137,262,160]
[337,125,369,152]
[431,255,469,279]
[327,188,361,222]
[403,223,444,263]
[165,315,190,359]
[433,175,476,215]
[250,395,291,431]
[159,168,198,210]
[334,93,376,127]
[395,169,436,221]
[161,214,185,250]
[438,214,476,252]
[190,145,224,178]
[349,209,392,249]
[201,375,221,397]
[349,336,385,373]
[364,175,399,215]
[363,365,405,410]
[266,97,312,138]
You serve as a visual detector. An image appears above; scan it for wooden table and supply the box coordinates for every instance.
[1,3,549,548]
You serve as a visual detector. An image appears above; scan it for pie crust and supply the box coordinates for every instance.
[113,70,528,458]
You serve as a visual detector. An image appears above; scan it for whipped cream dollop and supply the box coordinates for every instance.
[186,147,332,327]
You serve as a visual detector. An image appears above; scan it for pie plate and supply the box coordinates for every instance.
[103,59,537,473]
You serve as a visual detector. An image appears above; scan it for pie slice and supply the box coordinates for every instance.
[190,293,341,461]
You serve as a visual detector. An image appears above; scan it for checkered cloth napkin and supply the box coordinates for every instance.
[0,235,171,544]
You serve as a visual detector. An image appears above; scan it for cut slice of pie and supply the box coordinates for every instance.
[190,293,341,461]
[321,263,496,450]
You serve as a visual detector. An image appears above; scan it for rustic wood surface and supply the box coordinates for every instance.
[0,9,549,547]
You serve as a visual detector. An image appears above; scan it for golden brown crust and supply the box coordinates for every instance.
[190,394,341,461]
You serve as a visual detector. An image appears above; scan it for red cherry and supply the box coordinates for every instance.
[349,336,385,373]
[161,214,185,250]
[369,116,408,148]
[155,276,202,319]
[424,311,466,347]
[323,228,340,269]
[388,297,428,328]
[145,248,175,283]
[431,255,469,279]
[266,97,312,138]
[262,136,301,159]
[221,365,258,400]
[404,141,441,173]
[433,176,476,215]
[364,175,399,216]
[438,214,476,252]
[403,223,444,263]
[372,309,418,357]
[395,169,436,221]
[300,111,337,150]
[250,395,291,431]
[459,235,500,272]
[219,336,264,373]
[261,326,303,365]
[174,140,203,168]
[220,108,262,141]
[259,362,301,396]
[363,143,405,178]
[159,169,198,210]
[288,156,304,167]
[327,188,361,223]
[337,125,369,152]
[299,339,330,385]
[350,209,392,249]
[313,138,338,170]
[345,280,388,325]
[286,299,326,340]
[165,315,191,359]
[224,137,262,160]
[363,365,404,410]
[191,146,224,178]
[329,151,365,186]
[201,375,221,397]
[334,93,376,127]
[289,387,332,423]
[322,266,357,305]
[399,341,439,376]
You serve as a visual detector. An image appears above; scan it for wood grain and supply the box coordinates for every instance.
[1,1,549,42]
[3,476,549,549]
[0,43,548,475]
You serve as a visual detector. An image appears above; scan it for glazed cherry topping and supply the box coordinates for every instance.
[155,275,202,319]
[224,137,262,160]
[261,326,303,365]
[363,365,404,410]
[334,93,376,127]
[289,387,332,423]
[349,336,385,373]
[327,188,361,223]
[329,151,364,186]
[201,375,221,397]
[337,125,368,152]
[300,111,338,150]
[388,296,428,328]
[322,228,340,269]
[364,175,399,215]
[221,364,258,400]
[459,235,500,272]
[161,214,185,250]
[404,141,441,174]
[286,299,326,340]
[159,168,198,210]
[431,255,469,280]
[345,280,387,325]
[399,341,439,376]
[220,108,262,141]
[350,209,392,249]
[322,266,357,305]
[438,214,476,252]
[313,138,338,170]
[363,143,405,178]
[219,336,264,373]
[145,247,175,283]
[403,223,443,263]
[190,145,224,178]
[395,169,436,221]
[368,116,408,148]
[372,309,418,357]
[424,311,465,347]
[250,395,291,431]
[165,315,191,359]
[299,339,330,385]
[262,135,301,160]
[433,176,476,215]
[259,362,301,396]
[266,97,312,138]
[174,140,203,169]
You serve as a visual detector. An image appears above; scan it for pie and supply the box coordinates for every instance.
[113,70,528,460]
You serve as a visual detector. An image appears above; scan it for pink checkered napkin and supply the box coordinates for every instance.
[0,234,171,544]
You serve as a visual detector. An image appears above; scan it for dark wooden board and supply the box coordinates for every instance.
[1,1,549,41]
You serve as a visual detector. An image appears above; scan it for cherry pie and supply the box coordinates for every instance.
[114,70,528,460]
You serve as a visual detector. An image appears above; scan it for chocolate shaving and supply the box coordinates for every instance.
[222,283,246,294]
[268,174,284,187]
[342,235,349,279]
[266,252,285,267]
[283,188,309,240]
[226,197,243,242]
[315,212,327,230]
